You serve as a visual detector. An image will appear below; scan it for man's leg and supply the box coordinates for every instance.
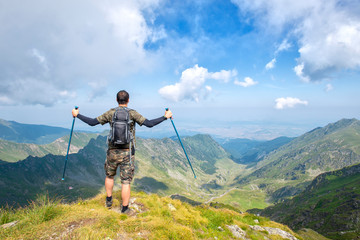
[121,183,131,206]
[119,153,134,213]
[105,176,114,197]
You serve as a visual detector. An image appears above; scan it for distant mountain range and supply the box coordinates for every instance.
[0,132,99,162]
[0,118,74,144]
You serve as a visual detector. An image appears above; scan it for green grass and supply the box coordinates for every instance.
[0,191,309,240]
[296,228,330,240]
[215,188,270,211]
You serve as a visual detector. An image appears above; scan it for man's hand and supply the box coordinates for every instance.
[164,109,173,119]
[72,108,79,118]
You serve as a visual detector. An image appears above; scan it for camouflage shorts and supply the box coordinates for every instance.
[104,149,135,184]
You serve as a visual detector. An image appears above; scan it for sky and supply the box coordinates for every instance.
[0,0,360,139]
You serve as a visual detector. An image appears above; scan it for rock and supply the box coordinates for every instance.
[250,225,298,240]
[1,220,19,229]
[217,226,224,231]
[226,225,248,239]
[249,225,265,231]
[168,203,177,211]
[263,227,298,240]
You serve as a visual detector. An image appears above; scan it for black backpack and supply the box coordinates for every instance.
[108,107,134,146]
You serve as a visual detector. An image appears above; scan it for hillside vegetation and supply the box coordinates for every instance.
[0,191,326,240]
[257,163,360,240]
[236,118,360,200]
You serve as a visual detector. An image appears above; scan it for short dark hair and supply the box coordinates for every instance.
[116,90,129,104]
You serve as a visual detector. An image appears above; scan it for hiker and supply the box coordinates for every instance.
[72,90,172,213]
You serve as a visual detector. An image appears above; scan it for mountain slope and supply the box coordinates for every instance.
[236,118,360,198]
[0,132,99,162]
[0,119,73,144]
[257,163,360,240]
[0,190,327,240]
[0,136,107,206]
[0,134,246,208]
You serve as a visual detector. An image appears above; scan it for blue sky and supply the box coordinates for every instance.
[0,0,360,139]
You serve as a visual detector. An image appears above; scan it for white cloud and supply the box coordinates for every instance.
[266,39,290,70]
[232,0,360,81]
[0,0,164,106]
[104,1,166,48]
[209,69,237,83]
[234,77,258,87]
[276,39,291,54]
[293,63,310,82]
[158,65,237,102]
[275,97,308,109]
[30,48,49,73]
[325,83,334,92]
[265,58,276,70]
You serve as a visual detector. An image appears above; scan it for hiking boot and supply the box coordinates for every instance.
[121,208,135,216]
[106,197,113,209]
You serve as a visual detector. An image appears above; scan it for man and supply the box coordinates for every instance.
[72,90,172,214]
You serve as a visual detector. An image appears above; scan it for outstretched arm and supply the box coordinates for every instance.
[143,116,167,128]
[72,108,100,126]
[78,114,100,126]
[142,109,173,128]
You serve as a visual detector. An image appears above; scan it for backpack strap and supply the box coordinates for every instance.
[123,107,135,165]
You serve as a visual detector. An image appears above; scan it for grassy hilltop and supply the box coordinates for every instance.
[0,191,327,240]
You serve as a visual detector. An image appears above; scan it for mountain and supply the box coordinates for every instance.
[0,118,80,144]
[0,134,246,208]
[221,137,293,165]
[236,118,360,200]
[0,136,107,207]
[0,191,327,240]
[0,132,99,162]
[255,163,360,240]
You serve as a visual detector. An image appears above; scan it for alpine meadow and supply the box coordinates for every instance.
[1,0,360,240]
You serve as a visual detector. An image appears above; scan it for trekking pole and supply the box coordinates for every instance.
[166,108,197,179]
[61,106,78,181]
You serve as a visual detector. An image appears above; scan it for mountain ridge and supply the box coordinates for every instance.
[235,118,360,201]
[0,118,101,145]
[0,132,99,162]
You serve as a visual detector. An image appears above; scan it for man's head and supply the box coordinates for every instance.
[117,90,129,105]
